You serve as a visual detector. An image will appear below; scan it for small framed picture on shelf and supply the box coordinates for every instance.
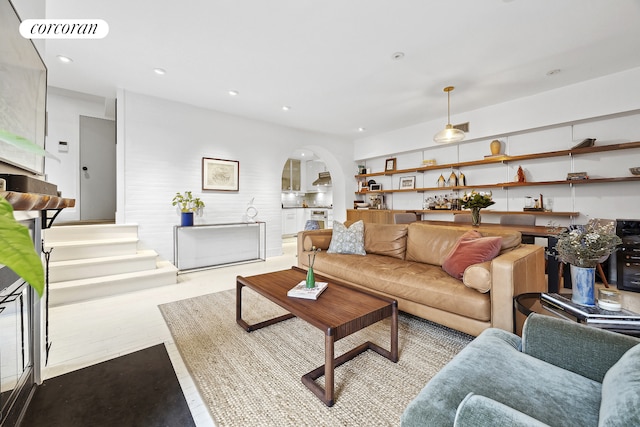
[399,176,415,190]
[358,181,368,192]
[385,157,397,172]
[369,183,382,191]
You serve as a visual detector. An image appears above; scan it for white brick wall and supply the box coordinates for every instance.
[116,90,353,262]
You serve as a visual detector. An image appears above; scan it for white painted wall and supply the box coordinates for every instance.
[354,67,640,160]
[353,67,640,226]
[44,88,112,222]
[115,90,353,262]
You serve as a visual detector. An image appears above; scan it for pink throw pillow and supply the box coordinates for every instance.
[442,231,502,280]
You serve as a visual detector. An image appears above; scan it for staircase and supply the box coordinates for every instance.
[43,224,178,306]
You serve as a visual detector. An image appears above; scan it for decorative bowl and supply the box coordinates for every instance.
[630,167,640,176]
[355,202,369,208]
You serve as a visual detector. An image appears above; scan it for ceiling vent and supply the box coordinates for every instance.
[312,171,332,186]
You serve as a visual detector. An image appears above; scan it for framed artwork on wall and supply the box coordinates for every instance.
[399,176,416,190]
[202,157,239,191]
[385,157,397,172]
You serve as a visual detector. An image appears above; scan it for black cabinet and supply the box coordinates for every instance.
[617,219,640,292]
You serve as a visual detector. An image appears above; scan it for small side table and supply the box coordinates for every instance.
[514,292,640,337]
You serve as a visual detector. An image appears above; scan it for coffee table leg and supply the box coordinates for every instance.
[236,280,294,332]
[324,333,335,406]
[390,302,398,362]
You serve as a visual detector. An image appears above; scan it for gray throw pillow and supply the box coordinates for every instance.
[327,220,366,255]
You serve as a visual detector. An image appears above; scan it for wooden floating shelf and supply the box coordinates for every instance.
[355,176,640,194]
[410,209,578,217]
[355,141,640,179]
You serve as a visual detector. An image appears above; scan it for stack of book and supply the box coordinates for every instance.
[566,172,589,180]
[541,293,640,333]
[287,281,328,300]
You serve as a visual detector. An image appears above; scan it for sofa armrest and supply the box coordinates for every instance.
[454,394,550,427]
[490,244,546,332]
[521,313,640,382]
[296,229,333,268]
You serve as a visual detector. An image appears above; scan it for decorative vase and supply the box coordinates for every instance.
[570,265,596,306]
[490,140,501,155]
[471,207,481,226]
[181,212,194,226]
[306,267,315,289]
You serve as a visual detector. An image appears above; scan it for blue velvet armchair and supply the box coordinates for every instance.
[401,313,640,426]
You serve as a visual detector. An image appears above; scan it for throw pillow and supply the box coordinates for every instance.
[442,231,502,280]
[327,220,366,255]
[463,261,492,293]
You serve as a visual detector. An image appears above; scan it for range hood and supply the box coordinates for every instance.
[312,171,332,186]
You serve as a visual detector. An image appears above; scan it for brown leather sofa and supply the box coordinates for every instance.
[297,222,546,336]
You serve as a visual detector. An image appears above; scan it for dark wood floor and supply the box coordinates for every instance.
[21,344,195,427]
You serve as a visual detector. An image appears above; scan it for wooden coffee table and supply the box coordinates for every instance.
[236,266,398,407]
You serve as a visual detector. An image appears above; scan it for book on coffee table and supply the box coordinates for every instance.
[287,281,329,300]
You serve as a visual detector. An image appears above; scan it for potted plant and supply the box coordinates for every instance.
[172,191,205,226]
[0,197,44,296]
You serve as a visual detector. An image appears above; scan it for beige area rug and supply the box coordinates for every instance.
[159,289,473,427]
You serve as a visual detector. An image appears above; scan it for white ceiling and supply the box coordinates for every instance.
[41,0,640,138]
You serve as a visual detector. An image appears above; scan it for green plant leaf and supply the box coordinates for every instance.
[0,128,59,161]
[0,198,44,296]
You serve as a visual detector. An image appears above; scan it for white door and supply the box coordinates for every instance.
[79,116,116,221]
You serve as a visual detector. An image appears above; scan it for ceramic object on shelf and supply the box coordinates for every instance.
[490,140,501,155]
[630,167,640,176]
[458,172,466,186]
[448,171,457,187]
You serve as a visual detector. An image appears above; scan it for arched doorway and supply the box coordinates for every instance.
[281,149,333,238]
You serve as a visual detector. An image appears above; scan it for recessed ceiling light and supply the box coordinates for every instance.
[153,68,166,75]
[57,55,73,63]
[228,90,239,96]
[282,105,291,111]
[358,127,366,132]
[391,52,405,60]
[546,68,561,76]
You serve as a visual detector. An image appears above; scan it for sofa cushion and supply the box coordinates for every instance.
[311,252,491,321]
[442,232,502,280]
[463,261,492,293]
[406,223,467,265]
[599,344,640,427]
[327,220,366,255]
[364,223,408,259]
[454,393,551,426]
[401,328,602,427]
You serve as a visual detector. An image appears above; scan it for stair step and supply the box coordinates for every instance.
[49,250,159,282]
[43,224,139,243]
[49,261,178,307]
[44,238,139,262]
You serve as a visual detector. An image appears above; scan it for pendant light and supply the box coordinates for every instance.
[433,86,465,144]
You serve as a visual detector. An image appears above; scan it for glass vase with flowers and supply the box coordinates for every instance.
[459,190,495,226]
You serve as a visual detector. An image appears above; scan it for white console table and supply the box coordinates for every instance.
[173,222,266,272]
